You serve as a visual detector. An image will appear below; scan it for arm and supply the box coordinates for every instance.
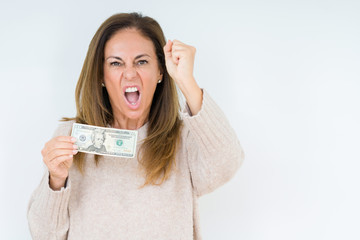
[27,171,71,239]
[164,40,244,196]
[182,90,244,197]
[27,121,74,239]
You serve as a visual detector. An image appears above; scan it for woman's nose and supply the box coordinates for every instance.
[123,66,137,80]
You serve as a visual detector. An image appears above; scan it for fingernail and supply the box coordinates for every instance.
[71,137,76,142]
[73,150,78,154]
[69,154,73,158]
[73,145,78,149]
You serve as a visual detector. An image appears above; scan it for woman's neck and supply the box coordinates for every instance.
[111,114,148,130]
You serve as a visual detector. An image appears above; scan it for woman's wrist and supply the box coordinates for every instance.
[49,174,67,191]
[178,79,203,116]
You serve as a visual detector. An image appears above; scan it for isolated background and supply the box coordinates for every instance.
[1,0,359,239]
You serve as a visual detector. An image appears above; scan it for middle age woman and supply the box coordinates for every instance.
[28,12,244,240]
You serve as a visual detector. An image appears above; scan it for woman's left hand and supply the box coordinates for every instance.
[164,40,203,115]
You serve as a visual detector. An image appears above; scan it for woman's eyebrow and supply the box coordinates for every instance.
[135,54,151,59]
[105,54,151,61]
[106,56,123,61]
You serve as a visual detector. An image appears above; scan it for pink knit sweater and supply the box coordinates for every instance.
[27,90,244,240]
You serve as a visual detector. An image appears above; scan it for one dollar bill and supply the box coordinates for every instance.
[71,123,138,158]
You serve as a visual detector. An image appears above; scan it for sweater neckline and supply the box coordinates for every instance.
[136,121,148,141]
[106,121,148,142]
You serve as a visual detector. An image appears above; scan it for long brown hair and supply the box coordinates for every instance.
[64,13,182,186]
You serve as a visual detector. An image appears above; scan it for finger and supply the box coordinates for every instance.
[60,155,74,169]
[170,44,189,64]
[171,40,195,53]
[170,48,195,66]
[53,154,73,166]
[61,162,69,170]
[171,50,181,64]
[44,136,76,151]
[49,141,77,151]
[53,136,77,144]
[48,154,73,171]
[171,44,195,55]
[171,40,191,52]
[45,148,78,163]
[172,39,184,46]
[43,142,77,158]
[164,40,173,59]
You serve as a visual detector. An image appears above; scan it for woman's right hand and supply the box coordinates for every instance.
[41,136,78,191]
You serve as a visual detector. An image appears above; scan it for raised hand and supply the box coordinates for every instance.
[41,136,78,190]
[164,40,203,115]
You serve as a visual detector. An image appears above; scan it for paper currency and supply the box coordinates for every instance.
[71,123,138,158]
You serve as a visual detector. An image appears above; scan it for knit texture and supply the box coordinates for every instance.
[27,90,244,240]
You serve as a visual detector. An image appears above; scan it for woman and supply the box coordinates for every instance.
[27,12,244,240]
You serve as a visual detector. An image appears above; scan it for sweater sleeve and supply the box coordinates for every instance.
[27,121,73,240]
[182,90,244,197]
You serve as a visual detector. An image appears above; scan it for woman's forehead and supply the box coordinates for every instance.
[104,29,156,58]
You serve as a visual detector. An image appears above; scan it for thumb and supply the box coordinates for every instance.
[163,40,173,60]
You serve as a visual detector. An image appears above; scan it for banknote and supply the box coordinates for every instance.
[71,123,138,158]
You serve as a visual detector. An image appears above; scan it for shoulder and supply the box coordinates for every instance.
[52,120,76,138]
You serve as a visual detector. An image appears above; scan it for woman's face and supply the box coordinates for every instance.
[103,28,162,123]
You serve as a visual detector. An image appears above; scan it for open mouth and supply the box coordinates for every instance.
[124,86,141,107]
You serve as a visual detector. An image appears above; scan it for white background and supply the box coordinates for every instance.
[1,0,359,239]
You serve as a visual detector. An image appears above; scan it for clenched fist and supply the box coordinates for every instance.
[164,40,203,115]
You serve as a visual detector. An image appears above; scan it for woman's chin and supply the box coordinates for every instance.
[123,108,147,122]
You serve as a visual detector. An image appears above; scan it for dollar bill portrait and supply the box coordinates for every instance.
[85,129,107,153]
[28,12,245,240]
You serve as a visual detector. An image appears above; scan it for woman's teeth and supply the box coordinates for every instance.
[125,87,138,92]
[124,86,140,106]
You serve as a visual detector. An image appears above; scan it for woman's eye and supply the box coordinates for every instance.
[137,60,148,65]
[110,62,121,66]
